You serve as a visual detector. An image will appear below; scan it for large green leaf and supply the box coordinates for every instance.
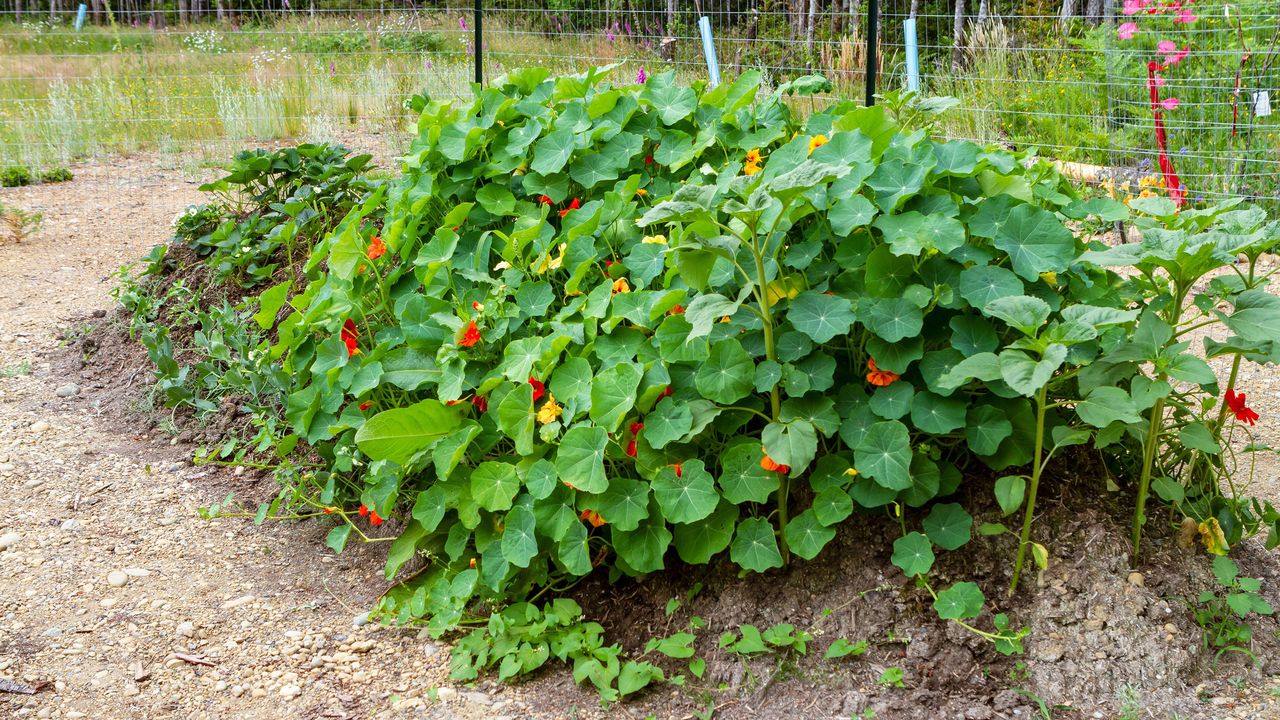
[645,398,693,449]
[999,345,1067,396]
[761,420,818,475]
[355,400,462,465]
[922,503,973,551]
[958,265,1023,310]
[718,441,781,504]
[787,292,856,344]
[695,339,755,404]
[651,460,719,524]
[613,511,672,574]
[471,462,520,512]
[1075,386,1142,428]
[530,127,575,175]
[992,203,1076,281]
[730,517,783,573]
[673,501,738,565]
[496,383,536,454]
[933,581,984,620]
[965,405,1013,456]
[500,505,539,568]
[853,420,913,490]
[590,362,643,433]
[555,424,609,493]
[862,297,923,343]
[590,478,650,531]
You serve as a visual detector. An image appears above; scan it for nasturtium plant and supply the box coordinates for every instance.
[122,66,1280,690]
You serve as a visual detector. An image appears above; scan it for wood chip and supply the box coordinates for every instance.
[130,660,150,682]
[168,653,217,667]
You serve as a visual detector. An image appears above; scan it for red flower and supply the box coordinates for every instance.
[644,155,654,166]
[580,509,606,528]
[471,395,489,413]
[604,260,615,268]
[629,422,645,435]
[558,198,581,218]
[471,301,482,310]
[529,377,546,402]
[358,505,369,517]
[323,508,334,514]
[659,386,673,399]
[359,401,371,411]
[1225,389,1260,426]
[340,319,360,357]
[668,304,686,316]
[367,236,386,260]
[672,463,682,477]
[625,439,638,457]
[369,511,384,526]
[538,195,553,206]
[459,320,481,348]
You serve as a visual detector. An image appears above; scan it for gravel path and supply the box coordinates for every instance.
[0,154,534,720]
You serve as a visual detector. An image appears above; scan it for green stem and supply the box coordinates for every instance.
[1009,385,1048,596]
[1131,396,1166,568]
[749,229,786,564]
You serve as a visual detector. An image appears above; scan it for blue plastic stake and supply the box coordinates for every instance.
[904,17,920,93]
[74,3,88,31]
[698,16,721,88]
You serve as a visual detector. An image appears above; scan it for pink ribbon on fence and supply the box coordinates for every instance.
[1147,62,1185,207]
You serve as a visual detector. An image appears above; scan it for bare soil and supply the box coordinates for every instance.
[2,148,1279,720]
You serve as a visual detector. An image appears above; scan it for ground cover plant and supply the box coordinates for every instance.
[112,66,1280,704]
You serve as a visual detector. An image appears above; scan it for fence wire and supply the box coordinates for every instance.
[0,1,1277,203]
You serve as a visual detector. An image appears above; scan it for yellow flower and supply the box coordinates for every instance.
[536,395,563,424]
[612,277,632,294]
[1198,518,1229,555]
[719,315,732,323]
[635,188,648,197]
[843,467,859,477]
[1039,271,1057,285]
[807,134,829,156]
[642,234,667,245]
[745,148,763,165]
[534,243,567,274]
[744,161,761,176]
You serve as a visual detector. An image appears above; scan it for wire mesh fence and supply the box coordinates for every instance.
[0,1,1277,204]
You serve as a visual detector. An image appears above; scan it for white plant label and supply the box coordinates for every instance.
[1255,90,1272,118]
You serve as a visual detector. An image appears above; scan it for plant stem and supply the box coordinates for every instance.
[1131,395,1166,569]
[749,233,787,564]
[1009,385,1048,596]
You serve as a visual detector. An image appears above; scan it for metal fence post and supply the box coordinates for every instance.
[866,0,879,107]
[474,0,483,86]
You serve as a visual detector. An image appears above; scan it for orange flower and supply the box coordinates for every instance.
[369,511,384,526]
[612,278,632,294]
[744,148,763,176]
[459,320,481,347]
[760,450,790,475]
[359,401,371,411]
[580,509,606,528]
[807,134,829,156]
[367,236,386,260]
[668,304,686,316]
[358,505,369,517]
[340,319,360,357]
[866,358,899,387]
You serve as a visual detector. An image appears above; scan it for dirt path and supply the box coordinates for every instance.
[0,154,544,720]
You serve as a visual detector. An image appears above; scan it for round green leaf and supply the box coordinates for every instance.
[590,478,651,531]
[933,581,985,621]
[994,475,1026,516]
[673,500,738,565]
[651,459,720,524]
[812,488,854,526]
[761,419,818,475]
[471,462,520,512]
[854,420,913,490]
[869,383,914,420]
[500,505,539,568]
[555,424,609,494]
[966,405,1013,456]
[862,297,923,343]
[730,517,783,573]
[922,502,973,551]
[695,339,755,404]
[645,398,694,450]
[783,508,837,560]
[718,441,781,505]
[613,509,672,574]
[958,265,1024,310]
[891,532,935,577]
[787,292,857,344]
[909,392,967,434]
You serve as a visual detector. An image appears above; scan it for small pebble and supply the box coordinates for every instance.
[107,571,129,588]
[55,384,80,398]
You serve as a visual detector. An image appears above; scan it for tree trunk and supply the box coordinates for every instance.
[663,0,675,60]
[977,0,991,23]
[846,0,860,37]
[805,0,817,52]
[953,0,966,71]
[176,0,186,24]
[1060,0,1076,26]
[15,0,22,23]
[1085,0,1102,25]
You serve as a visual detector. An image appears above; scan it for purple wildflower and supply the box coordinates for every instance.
[637,66,647,84]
